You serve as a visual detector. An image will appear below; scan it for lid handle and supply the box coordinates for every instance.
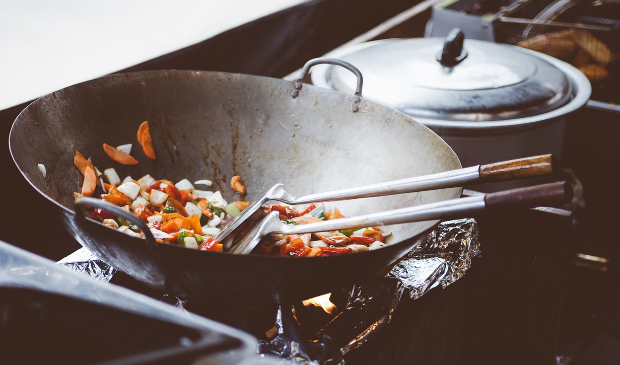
[437,28,468,67]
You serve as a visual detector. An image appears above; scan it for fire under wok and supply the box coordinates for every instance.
[11,61,522,304]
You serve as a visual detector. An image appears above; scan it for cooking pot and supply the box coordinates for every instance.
[310,29,591,189]
[10,63,464,304]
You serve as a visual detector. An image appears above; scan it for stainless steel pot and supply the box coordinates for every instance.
[310,29,591,189]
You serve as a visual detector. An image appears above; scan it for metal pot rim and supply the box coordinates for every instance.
[311,41,591,132]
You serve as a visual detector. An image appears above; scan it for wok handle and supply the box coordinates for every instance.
[74,197,157,243]
[296,58,364,96]
[479,154,558,183]
[485,181,573,211]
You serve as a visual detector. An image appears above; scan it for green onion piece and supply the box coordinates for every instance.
[177,231,190,246]
[162,206,177,214]
[194,234,205,244]
[224,203,241,217]
[284,220,300,225]
[209,203,223,216]
[340,229,354,237]
[117,217,130,226]
[190,201,198,205]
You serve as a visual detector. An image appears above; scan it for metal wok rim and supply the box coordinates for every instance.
[9,68,461,260]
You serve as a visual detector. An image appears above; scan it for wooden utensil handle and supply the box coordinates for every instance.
[479,154,557,183]
[485,181,573,211]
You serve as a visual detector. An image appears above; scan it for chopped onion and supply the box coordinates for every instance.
[347,244,369,253]
[194,179,213,187]
[183,236,198,249]
[208,214,222,227]
[206,191,227,208]
[175,179,194,191]
[117,181,140,200]
[137,174,156,188]
[100,178,107,193]
[121,175,133,185]
[147,215,162,224]
[369,241,386,250]
[201,227,221,237]
[274,239,287,247]
[131,196,149,210]
[116,144,132,155]
[37,163,46,178]
[150,190,169,206]
[150,228,172,240]
[184,202,202,218]
[104,168,121,186]
[300,233,311,246]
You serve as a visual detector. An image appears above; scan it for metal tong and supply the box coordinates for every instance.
[229,181,572,254]
[218,154,557,244]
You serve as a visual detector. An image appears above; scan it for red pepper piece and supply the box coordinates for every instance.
[162,182,182,202]
[268,204,300,219]
[145,180,161,193]
[92,208,116,221]
[349,234,376,245]
[198,237,221,251]
[298,204,316,216]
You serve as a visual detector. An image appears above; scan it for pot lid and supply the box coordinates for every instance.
[314,29,573,121]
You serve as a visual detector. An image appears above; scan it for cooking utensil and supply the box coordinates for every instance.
[310,29,591,182]
[217,154,557,243]
[229,182,572,255]
[8,61,554,304]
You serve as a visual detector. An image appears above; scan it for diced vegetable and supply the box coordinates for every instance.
[38,163,46,178]
[74,151,95,176]
[185,202,202,218]
[150,189,169,206]
[201,227,221,237]
[184,236,198,249]
[207,214,221,227]
[177,230,191,245]
[117,181,140,200]
[137,121,156,159]
[103,143,139,165]
[137,174,156,188]
[223,203,241,217]
[175,179,194,191]
[103,168,121,186]
[121,175,133,185]
[147,215,162,224]
[82,166,97,197]
[131,196,149,211]
[116,144,132,155]
[194,179,212,187]
[205,191,226,208]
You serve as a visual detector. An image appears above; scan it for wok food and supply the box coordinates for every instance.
[10,67,465,303]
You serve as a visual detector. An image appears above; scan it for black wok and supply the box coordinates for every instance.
[9,64,463,304]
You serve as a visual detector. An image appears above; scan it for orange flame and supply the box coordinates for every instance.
[302,293,336,314]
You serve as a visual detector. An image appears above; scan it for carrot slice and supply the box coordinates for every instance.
[138,121,156,159]
[82,166,96,197]
[103,143,138,165]
[137,121,148,145]
[74,151,94,175]
[187,214,204,235]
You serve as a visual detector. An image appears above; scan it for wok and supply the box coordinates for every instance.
[10,60,467,304]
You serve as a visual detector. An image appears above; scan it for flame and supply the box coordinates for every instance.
[302,293,336,314]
